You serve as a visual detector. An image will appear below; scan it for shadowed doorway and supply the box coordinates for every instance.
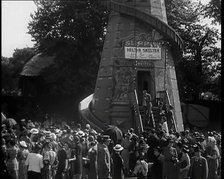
[137,71,154,105]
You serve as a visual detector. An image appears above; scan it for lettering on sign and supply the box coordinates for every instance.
[125,46,161,60]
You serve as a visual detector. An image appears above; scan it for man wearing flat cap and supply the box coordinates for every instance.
[189,144,208,179]
[97,135,112,179]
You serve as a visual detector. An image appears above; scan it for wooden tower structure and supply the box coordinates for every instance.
[79,0,184,133]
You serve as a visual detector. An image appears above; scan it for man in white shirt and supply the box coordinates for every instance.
[25,144,43,179]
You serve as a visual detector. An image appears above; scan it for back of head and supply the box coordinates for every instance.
[33,143,41,153]
[9,139,16,147]
[77,123,81,129]
[74,135,80,143]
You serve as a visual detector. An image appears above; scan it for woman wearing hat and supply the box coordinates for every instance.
[6,139,19,179]
[112,144,125,179]
[205,136,220,179]
[138,140,149,161]
[19,131,32,152]
[189,144,208,179]
[17,141,29,179]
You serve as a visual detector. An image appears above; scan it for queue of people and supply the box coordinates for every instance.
[142,90,176,134]
[1,117,221,179]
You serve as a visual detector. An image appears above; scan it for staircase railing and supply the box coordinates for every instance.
[165,90,178,132]
[133,90,144,134]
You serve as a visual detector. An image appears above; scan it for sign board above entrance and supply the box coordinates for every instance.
[125,46,161,60]
[122,33,162,60]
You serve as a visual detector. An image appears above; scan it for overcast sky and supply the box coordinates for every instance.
[1,1,37,57]
[1,0,220,58]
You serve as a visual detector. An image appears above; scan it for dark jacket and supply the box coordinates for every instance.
[97,143,111,179]
[189,156,208,179]
[149,154,164,179]
[72,142,82,175]
[112,152,124,179]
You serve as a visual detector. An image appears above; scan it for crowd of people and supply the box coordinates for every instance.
[1,117,221,179]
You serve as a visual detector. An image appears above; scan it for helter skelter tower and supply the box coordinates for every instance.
[79,0,184,133]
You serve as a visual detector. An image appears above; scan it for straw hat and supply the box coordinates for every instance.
[21,119,26,122]
[50,133,57,141]
[85,124,90,130]
[19,141,27,148]
[76,131,85,137]
[113,144,124,152]
[139,142,149,149]
[30,128,39,134]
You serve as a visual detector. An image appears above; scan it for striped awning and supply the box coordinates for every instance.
[20,53,55,76]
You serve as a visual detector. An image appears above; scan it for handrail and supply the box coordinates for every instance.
[134,89,144,133]
[165,90,171,106]
[165,90,178,132]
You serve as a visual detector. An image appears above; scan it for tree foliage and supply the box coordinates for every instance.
[165,0,221,101]
[1,48,35,94]
[28,0,109,98]
[203,0,221,25]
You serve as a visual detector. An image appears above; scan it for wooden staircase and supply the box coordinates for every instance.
[126,90,144,135]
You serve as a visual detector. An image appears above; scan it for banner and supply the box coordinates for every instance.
[125,46,161,59]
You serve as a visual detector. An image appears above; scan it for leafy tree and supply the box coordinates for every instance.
[165,0,221,101]
[203,0,221,25]
[1,48,35,94]
[29,0,109,99]
[1,56,16,92]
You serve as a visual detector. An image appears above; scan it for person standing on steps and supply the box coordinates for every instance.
[165,105,175,131]
[142,90,153,126]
